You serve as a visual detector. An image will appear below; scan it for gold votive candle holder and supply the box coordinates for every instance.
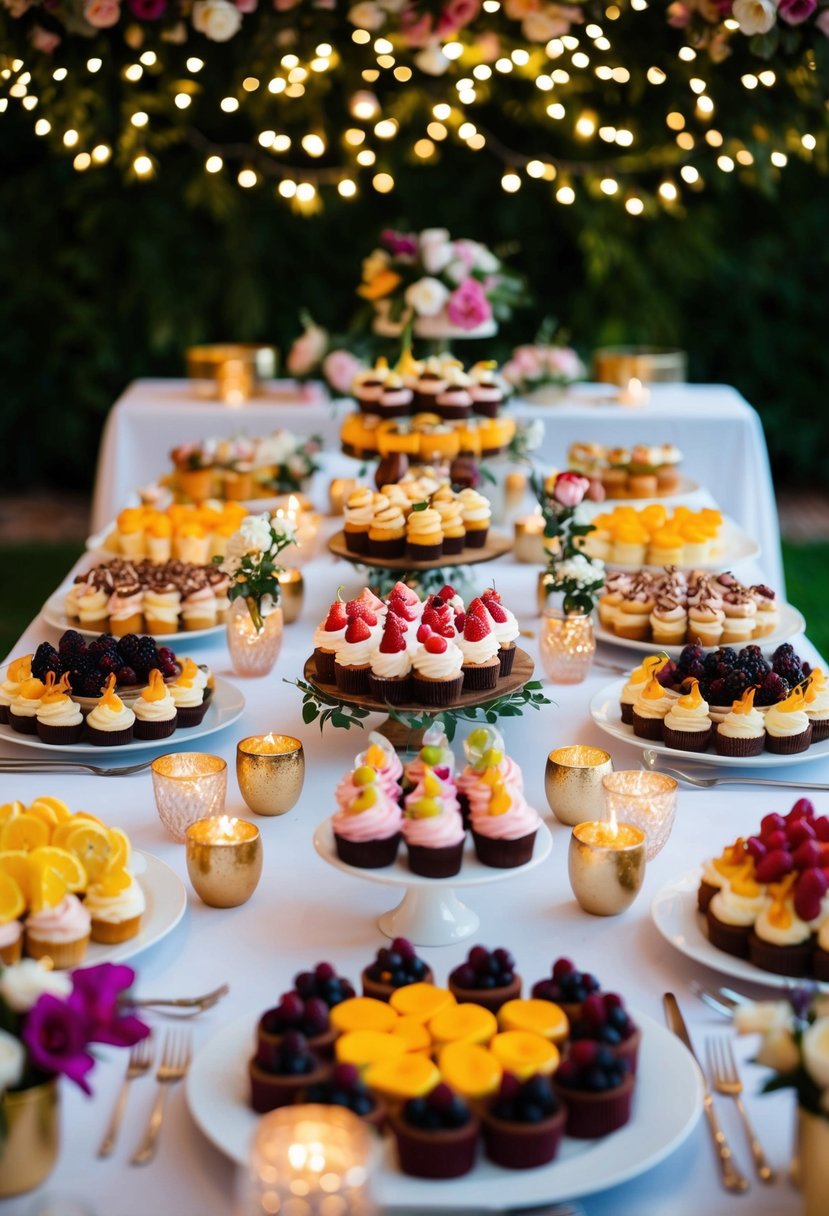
[185,814,263,907]
[545,745,614,826]
[278,568,304,624]
[150,753,228,842]
[601,770,679,860]
[514,516,548,565]
[329,476,360,516]
[236,733,305,817]
[539,609,596,684]
[240,1105,374,1216]
[568,821,646,916]
[592,345,687,385]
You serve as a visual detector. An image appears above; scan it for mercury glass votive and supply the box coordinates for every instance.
[545,745,614,826]
[185,815,263,907]
[237,733,305,817]
[278,569,304,624]
[539,609,596,684]
[568,821,646,916]
[601,770,679,860]
[514,516,548,564]
[239,1105,375,1216]
[151,753,228,842]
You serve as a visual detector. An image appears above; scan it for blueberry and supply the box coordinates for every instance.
[386,951,403,970]
[523,1076,551,1104]
[405,1098,428,1126]
[446,1097,470,1128]
[480,975,496,990]
[391,969,407,987]
[410,958,428,979]
[420,1108,443,1131]
[493,1100,515,1121]
[353,1094,373,1116]
[586,1067,611,1092]
[517,1101,545,1124]
[595,1047,616,1070]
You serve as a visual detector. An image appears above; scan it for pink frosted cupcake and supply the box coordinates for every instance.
[403,769,466,878]
[25,895,91,969]
[332,768,403,868]
[336,735,403,809]
[470,773,541,869]
[404,723,455,790]
[456,727,523,826]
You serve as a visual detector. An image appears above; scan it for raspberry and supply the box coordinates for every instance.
[792,840,821,871]
[438,585,457,602]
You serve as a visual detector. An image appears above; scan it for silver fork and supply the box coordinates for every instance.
[641,749,829,791]
[97,1035,154,1158]
[707,1036,777,1184]
[129,984,229,1017]
[130,1030,192,1165]
[0,759,154,777]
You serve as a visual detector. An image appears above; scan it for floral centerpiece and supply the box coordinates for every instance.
[502,322,586,402]
[358,228,527,340]
[218,512,297,633]
[533,471,605,614]
[170,432,320,496]
[0,960,149,1193]
[285,314,369,399]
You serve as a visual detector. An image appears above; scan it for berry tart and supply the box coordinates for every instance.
[482,1073,566,1169]
[293,961,356,1008]
[448,946,521,1014]
[531,958,602,1025]
[304,1062,387,1129]
[568,992,641,1074]
[256,992,338,1062]
[362,938,433,1000]
[553,1041,634,1139]
[332,767,403,869]
[390,1083,479,1179]
[249,1030,332,1114]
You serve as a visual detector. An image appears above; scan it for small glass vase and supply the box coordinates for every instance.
[226,598,284,678]
[539,609,595,685]
[795,1106,829,1216]
[0,1080,60,1197]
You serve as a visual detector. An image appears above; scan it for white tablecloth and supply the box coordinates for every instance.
[1,534,818,1216]
[91,380,784,591]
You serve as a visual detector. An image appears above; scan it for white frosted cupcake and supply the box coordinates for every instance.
[715,688,766,756]
[85,675,136,746]
[765,688,812,755]
[631,675,674,740]
[86,873,146,945]
[133,669,178,740]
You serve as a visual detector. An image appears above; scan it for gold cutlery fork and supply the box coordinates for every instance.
[97,1035,154,1158]
[128,983,229,1018]
[130,1029,192,1166]
[707,1036,777,1185]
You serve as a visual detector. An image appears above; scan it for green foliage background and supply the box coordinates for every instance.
[1,116,828,490]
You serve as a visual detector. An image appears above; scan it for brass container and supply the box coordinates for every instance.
[545,745,614,826]
[278,569,304,624]
[186,343,277,403]
[185,816,263,907]
[568,821,646,916]
[236,734,305,817]
[592,346,687,385]
[0,1080,59,1196]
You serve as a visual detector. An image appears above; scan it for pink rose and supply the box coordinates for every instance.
[817,7,829,33]
[778,0,815,22]
[129,0,166,17]
[512,345,545,376]
[400,8,435,45]
[31,23,61,50]
[84,0,120,25]
[552,471,590,508]
[381,229,418,257]
[500,359,523,386]
[546,347,583,380]
[286,323,328,377]
[437,0,480,35]
[323,350,365,396]
[446,278,492,331]
[236,0,257,11]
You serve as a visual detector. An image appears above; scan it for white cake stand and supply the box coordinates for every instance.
[313,817,553,946]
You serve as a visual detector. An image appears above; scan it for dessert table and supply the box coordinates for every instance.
[0,538,817,1216]
[90,379,784,590]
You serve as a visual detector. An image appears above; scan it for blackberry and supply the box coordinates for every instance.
[705,677,727,704]
[115,634,143,665]
[772,643,796,664]
[722,670,751,702]
[716,648,738,670]
[32,642,61,681]
[703,652,722,679]
[736,646,770,684]
[677,645,704,673]
[117,634,159,680]
[78,670,107,698]
[755,672,787,706]
[88,634,118,658]
[58,629,86,657]
[774,658,804,689]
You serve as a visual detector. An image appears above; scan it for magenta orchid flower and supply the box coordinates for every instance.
[23,994,96,1093]
[380,229,419,257]
[70,963,150,1049]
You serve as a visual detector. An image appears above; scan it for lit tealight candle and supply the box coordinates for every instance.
[185,814,263,907]
[617,376,651,407]
[545,745,614,826]
[568,815,646,916]
[277,568,304,624]
[514,509,548,564]
[236,733,305,816]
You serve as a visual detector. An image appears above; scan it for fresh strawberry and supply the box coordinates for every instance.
[379,618,407,654]
[346,600,378,626]
[417,623,433,643]
[357,588,385,612]
[454,612,466,634]
[438,585,457,602]
[323,601,347,632]
[466,597,489,620]
[388,595,418,621]
[482,587,501,604]
[485,598,509,624]
[464,610,492,642]
[345,618,372,644]
[391,581,419,606]
[424,634,448,654]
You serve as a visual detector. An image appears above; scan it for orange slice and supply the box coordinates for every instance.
[0,871,25,923]
[104,828,131,873]
[489,1031,560,1080]
[364,1052,440,1100]
[74,811,106,826]
[29,864,68,913]
[29,796,72,824]
[91,867,133,897]
[497,999,570,1044]
[390,1016,433,1054]
[329,997,399,1035]
[0,801,25,825]
[29,847,86,894]
[334,1030,407,1072]
[1,813,50,853]
[389,983,456,1023]
[438,1041,503,1099]
[0,852,32,903]
[63,821,113,882]
[428,1002,498,1046]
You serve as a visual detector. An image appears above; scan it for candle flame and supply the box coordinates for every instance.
[264,731,276,746]
[214,814,239,841]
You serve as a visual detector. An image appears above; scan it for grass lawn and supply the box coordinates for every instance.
[0,539,826,660]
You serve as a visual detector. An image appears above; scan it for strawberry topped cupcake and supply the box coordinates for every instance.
[403,769,466,877]
[470,775,541,868]
[459,600,501,691]
[369,614,413,704]
[480,589,519,676]
[332,767,403,868]
[335,616,376,695]
[411,630,464,707]
[313,598,348,683]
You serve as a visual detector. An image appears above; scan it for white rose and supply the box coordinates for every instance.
[259,592,278,618]
[405,277,449,318]
[348,0,384,28]
[258,431,296,465]
[472,245,500,274]
[0,1030,25,1093]
[803,1018,829,1090]
[239,513,273,555]
[191,0,242,41]
[270,519,297,549]
[734,1000,793,1036]
[0,959,72,1013]
[732,0,777,34]
[443,258,467,286]
[419,227,453,273]
[755,1027,800,1074]
[522,419,545,452]
[415,44,450,75]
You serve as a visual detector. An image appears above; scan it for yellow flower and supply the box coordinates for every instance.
[358,269,402,300]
